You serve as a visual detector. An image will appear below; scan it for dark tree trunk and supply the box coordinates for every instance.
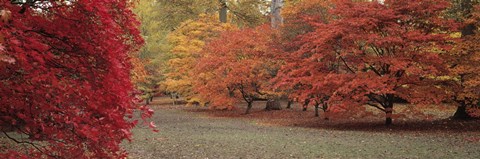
[286,100,293,109]
[385,94,394,125]
[302,99,310,111]
[265,99,282,111]
[451,2,477,120]
[314,104,319,117]
[462,24,476,37]
[385,107,392,125]
[322,102,329,120]
[245,102,253,114]
[460,0,476,36]
[452,102,472,120]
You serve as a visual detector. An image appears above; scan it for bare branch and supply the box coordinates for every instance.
[366,102,386,112]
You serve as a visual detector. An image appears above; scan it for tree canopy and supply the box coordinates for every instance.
[0,1,150,158]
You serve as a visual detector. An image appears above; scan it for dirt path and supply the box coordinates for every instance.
[123,98,480,159]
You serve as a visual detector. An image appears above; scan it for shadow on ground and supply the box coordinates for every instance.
[178,100,480,133]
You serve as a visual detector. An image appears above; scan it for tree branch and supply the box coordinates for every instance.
[338,55,355,73]
[367,94,386,108]
[2,130,52,157]
[366,102,386,112]
[367,64,383,76]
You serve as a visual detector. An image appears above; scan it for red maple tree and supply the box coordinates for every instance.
[0,1,147,158]
[281,0,458,125]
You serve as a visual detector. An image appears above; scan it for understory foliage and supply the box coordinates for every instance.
[0,0,151,158]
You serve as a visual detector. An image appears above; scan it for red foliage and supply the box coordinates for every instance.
[0,1,147,158]
[278,0,458,124]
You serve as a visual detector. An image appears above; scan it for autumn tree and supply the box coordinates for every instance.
[276,59,348,118]
[223,0,270,26]
[274,0,334,113]
[276,0,344,116]
[194,25,280,114]
[281,0,333,46]
[442,0,480,119]
[447,3,480,119]
[136,0,269,103]
[129,54,153,104]
[262,0,286,111]
[0,1,150,158]
[285,0,457,125]
[162,14,235,105]
[133,0,210,102]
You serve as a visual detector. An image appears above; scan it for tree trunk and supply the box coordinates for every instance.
[384,102,394,125]
[460,0,475,36]
[453,102,472,120]
[385,94,394,125]
[271,0,283,29]
[302,99,309,111]
[451,0,476,120]
[265,99,282,111]
[286,100,293,109]
[245,102,253,114]
[462,24,476,37]
[219,0,227,23]
[314,104,319,117]
[322,102,329,120]
[460,0,475,37]
[385,106,392,125]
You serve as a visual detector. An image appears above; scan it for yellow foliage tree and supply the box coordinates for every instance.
[163,14,236,105]
[130,55,148,87]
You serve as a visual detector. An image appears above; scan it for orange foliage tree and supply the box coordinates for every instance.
[194,25,281,114]
[275,0,335,112]
[447,4,480,118]
[281,0,457,125]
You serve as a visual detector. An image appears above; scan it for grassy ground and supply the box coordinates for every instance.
[123,97,480,158]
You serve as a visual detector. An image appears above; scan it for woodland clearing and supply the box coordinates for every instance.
[123,97,480,159]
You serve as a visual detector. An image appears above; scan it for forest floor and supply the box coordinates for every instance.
[123,97,480,159]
